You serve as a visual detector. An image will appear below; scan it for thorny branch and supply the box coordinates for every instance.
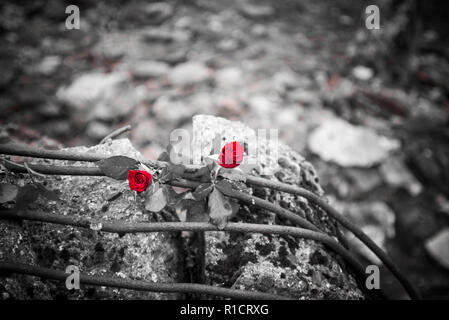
[0,143,418,299]
[0,261,288,300]
[0,209,385,299]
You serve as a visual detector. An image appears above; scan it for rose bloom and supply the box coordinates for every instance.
[218,141,244,169]
[127,170,152,193]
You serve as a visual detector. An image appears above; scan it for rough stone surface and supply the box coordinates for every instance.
[192,115,364,299]
[0,139,182,299]
[1,117,365,300]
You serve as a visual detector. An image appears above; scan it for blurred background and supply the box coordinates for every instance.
[0,0,448,299]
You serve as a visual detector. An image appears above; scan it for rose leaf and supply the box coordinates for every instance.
[208,187,232,230]
[35,183,60,201]
[192,183,213,201]
[0,183,18,203]
[97,156,139,180]
[145,185,167,212]
[14,185,39,211]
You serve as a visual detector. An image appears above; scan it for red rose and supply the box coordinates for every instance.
[218,141,244,169]
[127,170,152,193]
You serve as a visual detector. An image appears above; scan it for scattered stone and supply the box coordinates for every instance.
[167,62,211,86]
[86,121,111,140]
[239,3,274,19]
[247,95,273,114]
[143,2,174,24]
[251,24,268,37]
[38,102,62,118]
[35,55,62,76]
[214,67,243,88]
[152,96,193,124]
[216,96,244,116]
[56,72,128,111]
[308,118,400,167]
[425,228,449,270]
[380,157,422,195]
[131,60,170,79]
[436,195,449,217]
[290,89,317,105]
[217,38,240,52]
[337,201,396,264]
[56,72,145,121]
[345,168,383,195]
[273,71,300,93]
[131,118,164,147]
[352,65,373,81]
[141,28,191,43]
[274,107,300,127]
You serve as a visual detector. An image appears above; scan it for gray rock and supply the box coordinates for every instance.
[273,71,300,93]
[191,115,363,299]
[335,201,396,265]
[0,139,182,299]
[289,89,318,105]
[380,157,422,195]
[143,2,174,24]
[425,228,449,270]
[131,60,170,79]
[217,38,240,52]
[56,72,145,122]
[152,96,194,125]
[167,62,211,87]
[239,3,274,19]
[86,121,111,140]
[247,95,273,115]
[214,67,243,88]
[56,72,128,112]
[345,168,383,195]
[35,55,62,76]
[352,65,373,81]
[308,117,400,167]
[153,93,213,125]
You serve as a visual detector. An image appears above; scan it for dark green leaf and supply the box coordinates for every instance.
[96,156,139,180]
[183,165,212,183]
[145,185,167,212]
[215,179,234,194]
[35,183,60,201]
[229,198,240,216]
[177,199,209,223]
[192,183,213,201]
[0,183,18,203]
[168,163,186,176]
[208,187,232,230]
[157,151,170,162]
[165,186,194,206]
[14,185,39,210]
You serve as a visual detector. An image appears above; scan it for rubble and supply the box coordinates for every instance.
[308,118,400,167]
